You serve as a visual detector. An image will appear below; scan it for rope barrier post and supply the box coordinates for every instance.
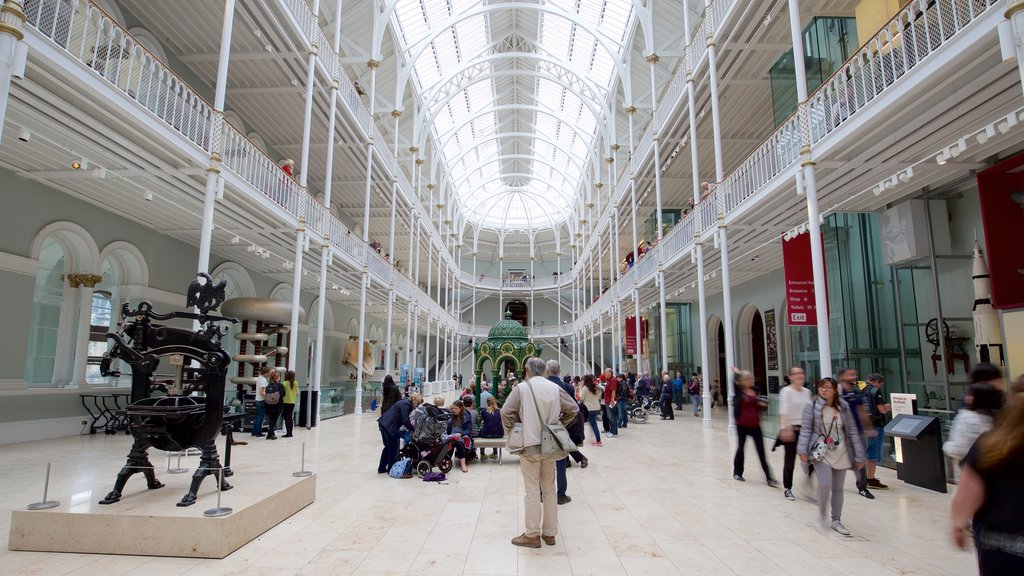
[167,450,188,474]
[203,468,232,517]
[293,442,312,477]
[27,462,60,510]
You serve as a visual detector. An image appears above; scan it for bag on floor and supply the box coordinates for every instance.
[389,458,411,478]
[422,471,446,482]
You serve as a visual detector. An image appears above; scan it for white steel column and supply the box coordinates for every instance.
[0,0,27,142]
[298,0,319,186]
[197,0,236,274]
[424,312,431,385]
[384,109,401,377]
[707,23,736,431]
[287,220,305,372]
[471,255,477,327]
[686,45,712,428]
[311,0,343,426]
[788,0,832,378]
[650,55,670,378]
[626,106,644,375]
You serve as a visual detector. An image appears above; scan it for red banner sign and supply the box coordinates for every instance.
[977,155,1024,309]
[624,316,647,355]
[782,232,825,326]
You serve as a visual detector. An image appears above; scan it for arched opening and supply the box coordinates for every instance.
[28,222,100,387]
[707,314,724,402]
[505,300,528,326]
[24,239,67,385]
[498,356,518,380]
[717,321,727,404]
[751,309,767,393]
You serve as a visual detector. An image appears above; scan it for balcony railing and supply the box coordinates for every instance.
[584,0,999,325]
[26,0,214,154]
[24,0,458,329]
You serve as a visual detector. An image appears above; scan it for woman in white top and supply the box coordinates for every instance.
[797,377,866,536]
[943,382,1002,465]
[779,366,812,501]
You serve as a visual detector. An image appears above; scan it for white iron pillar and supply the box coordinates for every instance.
[1002,2,1024,96]
[0,0,27,142]
[689,78,712,428]
[311,0,343,426]
[298,0,319,187]
[707,19,736,432]
[384,109,401,377]
[788,0,832,378]
[650,53,670,378]
[197,0,236,274]
[287,220,305,373]
[290,0,318,383]
[626,106,643,374]
[354,52,379,413]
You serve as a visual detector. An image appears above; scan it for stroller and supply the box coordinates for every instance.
[400,404,457,477]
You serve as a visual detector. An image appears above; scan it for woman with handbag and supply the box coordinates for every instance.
[798,377,866,536]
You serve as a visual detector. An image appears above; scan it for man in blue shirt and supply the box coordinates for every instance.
[838,368,874,500]
[547,359,576,505]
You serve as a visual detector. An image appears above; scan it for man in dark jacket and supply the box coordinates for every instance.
[377,393,422,473]
[546,359,586,505]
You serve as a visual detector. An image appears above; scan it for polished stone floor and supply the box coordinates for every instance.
[1,406,977,575]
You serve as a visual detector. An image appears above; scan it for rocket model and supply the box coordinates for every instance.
[972,241,1004,366]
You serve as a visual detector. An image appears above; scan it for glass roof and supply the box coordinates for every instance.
[393,0,635,232]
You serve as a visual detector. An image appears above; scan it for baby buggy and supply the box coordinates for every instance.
[400,404,457,477]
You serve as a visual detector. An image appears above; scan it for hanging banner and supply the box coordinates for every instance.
[624,316,648,356]
[782,232,826,326]
[977,156,1024,309]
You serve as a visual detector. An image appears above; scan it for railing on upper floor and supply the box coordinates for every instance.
[806,0,994,147]
[583,0,999,325]
[23,0,460,329]
[26,0,214,154]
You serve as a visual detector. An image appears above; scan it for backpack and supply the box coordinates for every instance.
[264,381,283,405]
[389,458,411,478]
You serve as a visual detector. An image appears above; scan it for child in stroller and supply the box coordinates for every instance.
[401,401,461,477]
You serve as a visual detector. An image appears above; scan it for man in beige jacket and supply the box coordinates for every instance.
[501,357,579,548]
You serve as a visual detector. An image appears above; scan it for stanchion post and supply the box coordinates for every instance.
[168,450,188,474]
[27,462,60,510]
[293,442,312,477]
[203,468,232,517]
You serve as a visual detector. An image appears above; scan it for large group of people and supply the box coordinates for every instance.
[373,358,1023,572]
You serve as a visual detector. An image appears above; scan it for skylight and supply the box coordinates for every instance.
[392,0,635,232]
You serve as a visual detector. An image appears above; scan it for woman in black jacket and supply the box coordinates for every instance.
[660,372,675,420]
[380,374,402,415]
[377,393,423,473]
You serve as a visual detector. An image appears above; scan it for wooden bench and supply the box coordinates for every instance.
[472,437,507,464]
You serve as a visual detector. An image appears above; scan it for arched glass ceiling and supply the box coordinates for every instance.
[393,0,635,232]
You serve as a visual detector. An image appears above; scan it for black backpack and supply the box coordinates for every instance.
[265,381,283,405]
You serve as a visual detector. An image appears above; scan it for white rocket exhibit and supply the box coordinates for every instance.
[972,241,1004,366]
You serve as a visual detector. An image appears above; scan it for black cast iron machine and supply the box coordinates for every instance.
[98,273,238,507]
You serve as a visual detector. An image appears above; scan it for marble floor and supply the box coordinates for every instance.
[1,406,977,576]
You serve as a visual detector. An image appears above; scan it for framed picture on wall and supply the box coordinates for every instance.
[765,309,779,371]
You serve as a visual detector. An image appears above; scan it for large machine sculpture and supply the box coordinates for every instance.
[98,273,237,507]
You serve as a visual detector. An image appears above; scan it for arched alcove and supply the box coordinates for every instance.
[211,262,257,299]
[27,222,101,387]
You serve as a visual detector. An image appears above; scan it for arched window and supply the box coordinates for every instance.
[505,300,528,326]
[24,238,66,385]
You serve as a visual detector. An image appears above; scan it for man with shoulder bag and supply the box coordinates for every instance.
[501,357,579,548]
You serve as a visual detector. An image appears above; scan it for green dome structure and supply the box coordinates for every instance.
[473,312,543,401]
